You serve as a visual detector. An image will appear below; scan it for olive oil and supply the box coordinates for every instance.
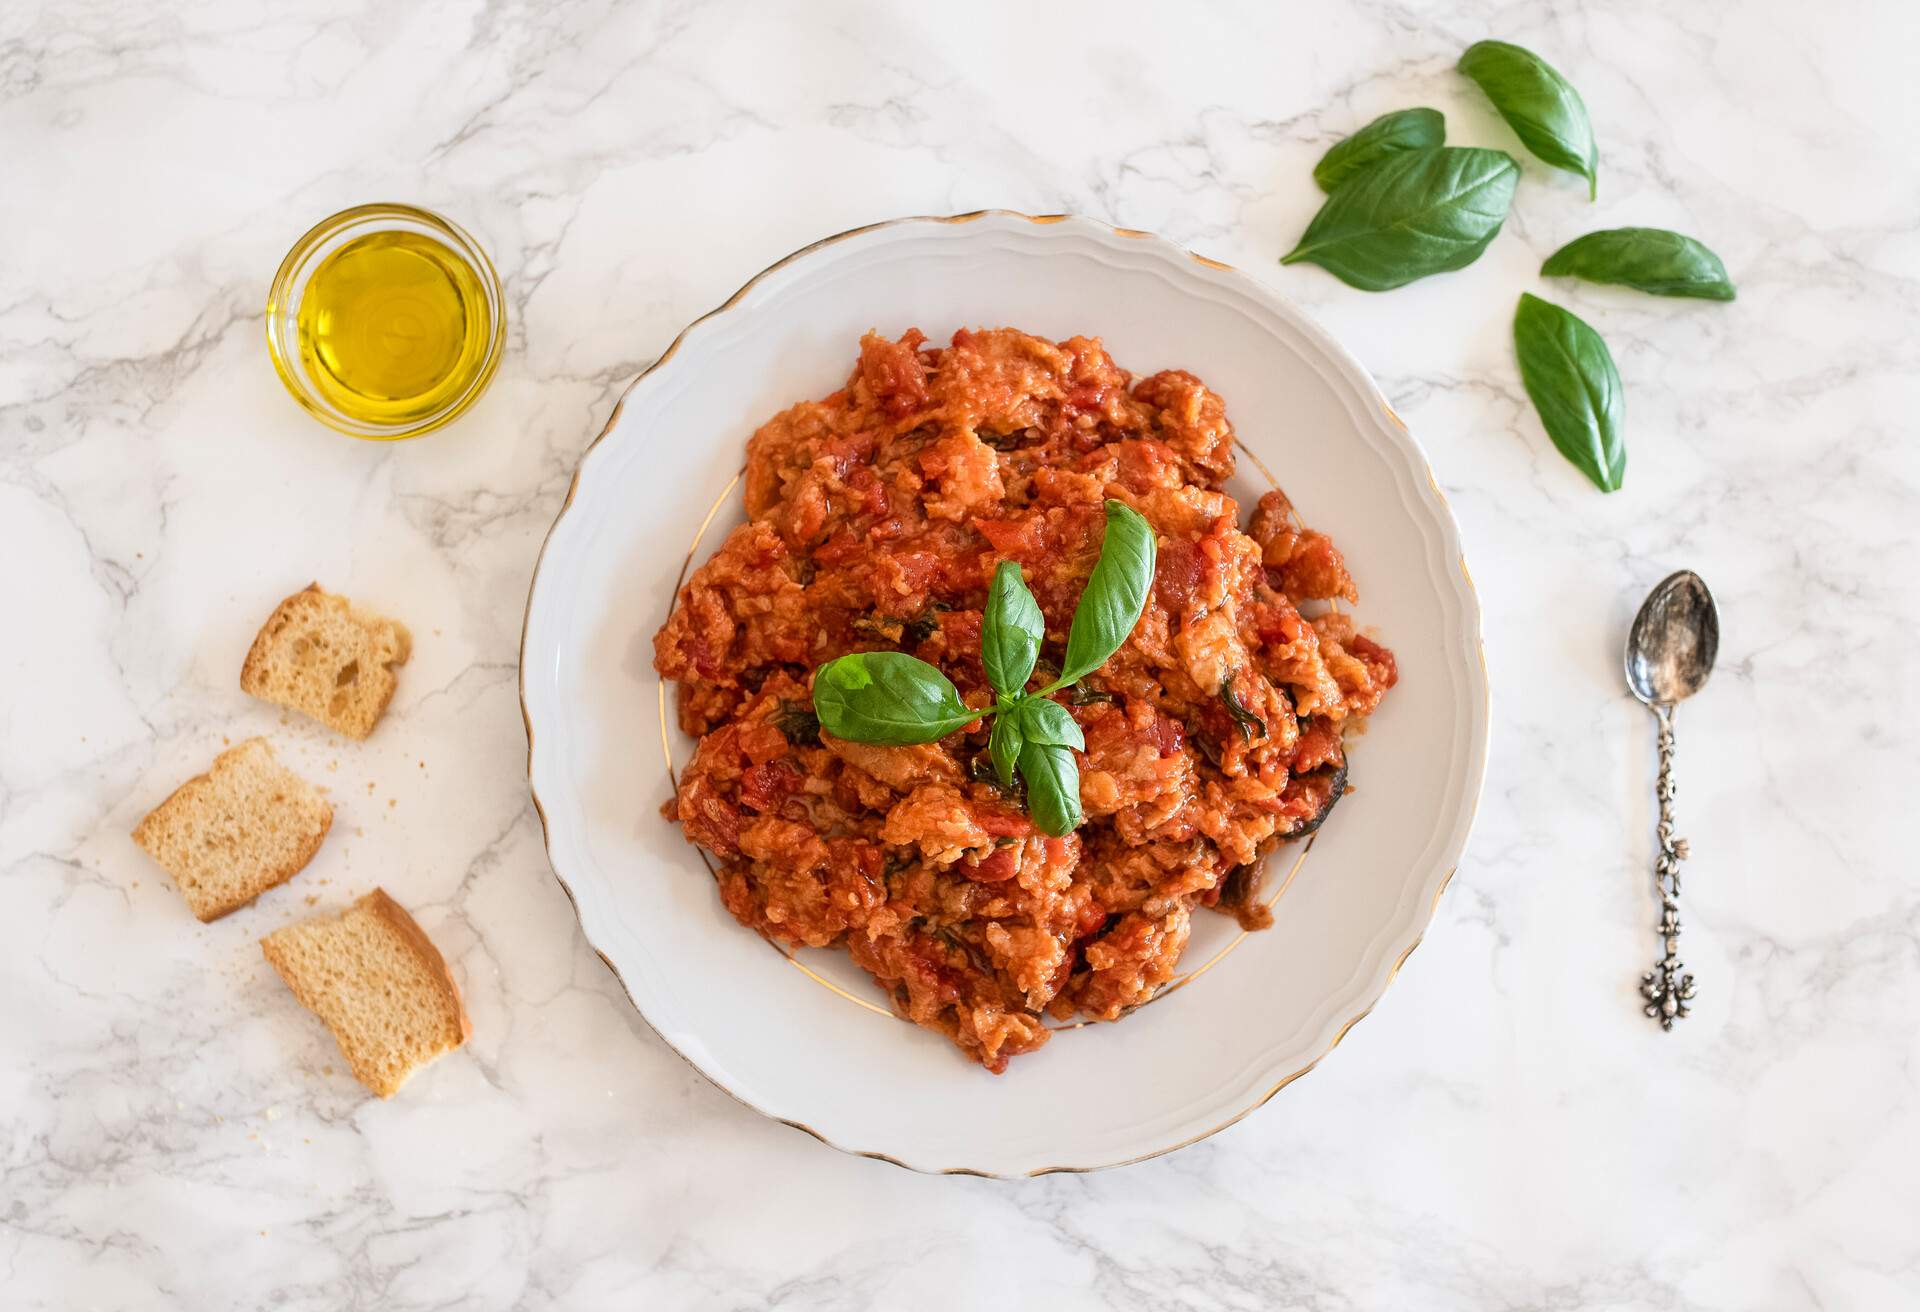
[295,230,493,426]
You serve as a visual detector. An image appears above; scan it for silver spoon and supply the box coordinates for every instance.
[1625,570,1719,1030]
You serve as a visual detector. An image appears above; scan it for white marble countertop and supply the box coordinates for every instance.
[5,1,1916,1307]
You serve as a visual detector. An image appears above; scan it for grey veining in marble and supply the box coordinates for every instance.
[4,0,1917,1308]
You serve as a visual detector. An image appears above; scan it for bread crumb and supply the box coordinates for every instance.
[387,798,396,808]
[306,895,318,906]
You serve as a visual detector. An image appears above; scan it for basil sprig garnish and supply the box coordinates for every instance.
[1281,147,1520,291]
[1313,108,1445,193]
[1458,40,1599,199]
[1541,228,1735,301]
[980,559,1044,699]
[1513,293,1626,492]
[1055,500,1157,687]
[1016,740,1082,838]
[987,711,1024,790]
[812,651,980,744]
[810,500,1156,836]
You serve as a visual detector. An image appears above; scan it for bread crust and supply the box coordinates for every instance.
[359,888,474,1045]
[260,888,469,1097]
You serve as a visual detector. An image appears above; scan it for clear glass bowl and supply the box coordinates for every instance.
[265,202,505,440]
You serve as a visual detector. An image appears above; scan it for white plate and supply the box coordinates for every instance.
[520,212,1488,1177]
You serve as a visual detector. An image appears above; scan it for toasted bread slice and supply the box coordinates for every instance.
[261,889,470,1097]
[240,584,411,740]
[132,738,332,922]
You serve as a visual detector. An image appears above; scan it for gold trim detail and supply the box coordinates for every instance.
[654,468,905,1021]
[518,209,1487,1177]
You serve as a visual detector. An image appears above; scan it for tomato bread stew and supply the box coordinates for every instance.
[653,328,1397,1072]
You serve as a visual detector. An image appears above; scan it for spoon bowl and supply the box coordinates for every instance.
[1626,570,1720,708]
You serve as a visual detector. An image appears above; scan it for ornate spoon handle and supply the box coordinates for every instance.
[1639,704,1696,1029]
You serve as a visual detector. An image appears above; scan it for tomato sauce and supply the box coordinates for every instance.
[655,328,1396,1071]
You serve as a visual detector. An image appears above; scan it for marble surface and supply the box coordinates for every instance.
[4,0,1916,1307]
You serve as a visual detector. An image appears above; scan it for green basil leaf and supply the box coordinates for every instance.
[812,651,979,744]
[1458,40,1598,198]
[1014,697,1085,752]
[988,712,1024,788]
[1054,500,1157,688]
[1314,108,1446,193]
[981,559,1045,699]
[1513,293,1625,493]
[1280,147,1520,291]
[1018,739,1082,837]
[1540,228,1735,301]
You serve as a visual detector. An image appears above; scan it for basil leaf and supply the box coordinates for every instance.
[1018,740,1082,837]
[770,699,821,748]
[1055,500,1157,688]
[1457,40,1598,199]
[988,712,1024,788]
[1513,293,1625,493]
[1014,697,1085,752]
[812,651,979,744]
[1541,228,1735,301]
[981,559,1044,700]
[1314,108,1445,193]
[1219,680,1266,743]
[1280,147,1520,291]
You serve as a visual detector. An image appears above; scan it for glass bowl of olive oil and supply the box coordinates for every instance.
[266,203,505,440]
